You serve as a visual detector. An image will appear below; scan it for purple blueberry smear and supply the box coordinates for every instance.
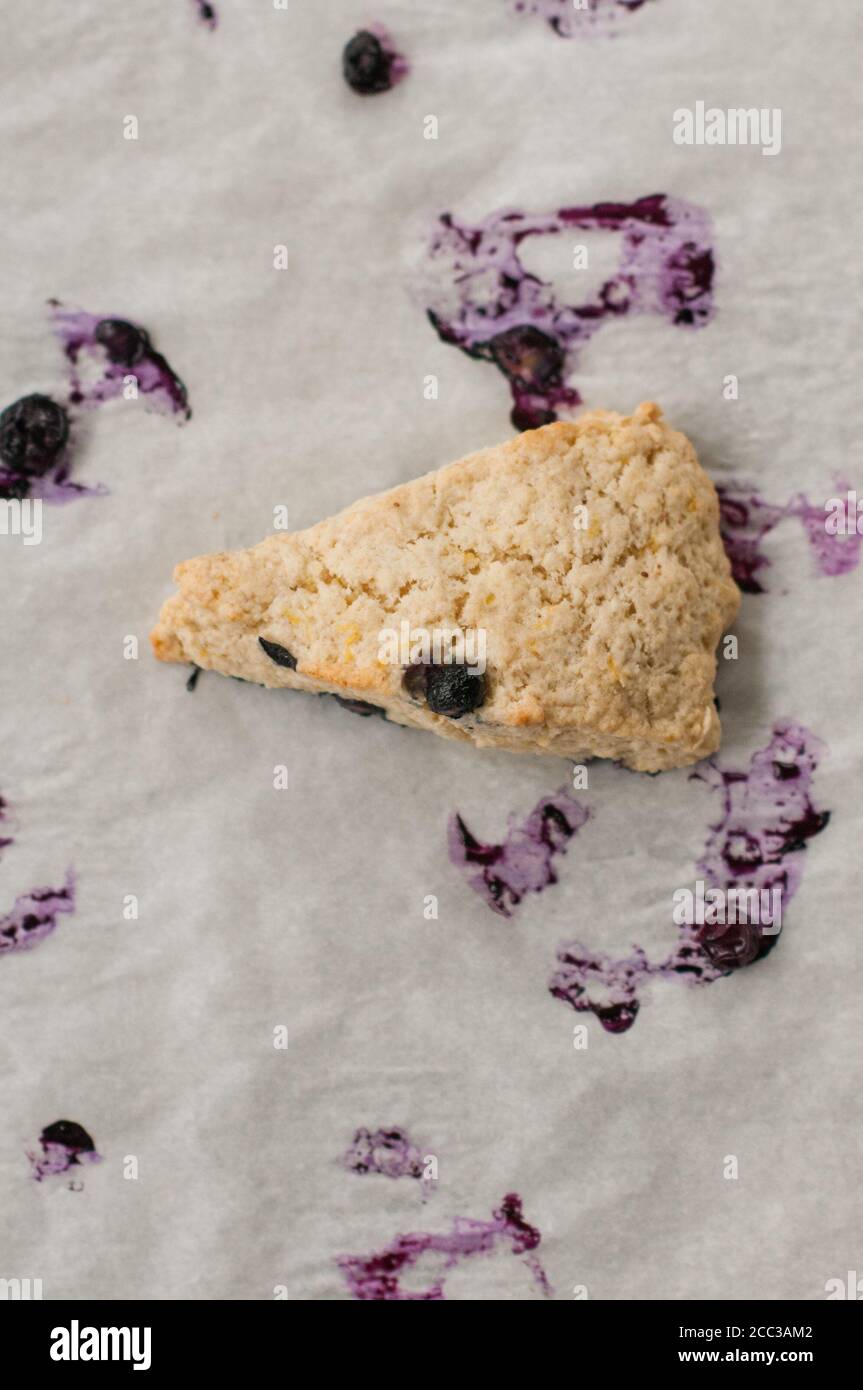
[0,871,76,957]
[343,1126,426,1182]
[403,662,486,718]
[550,721,829,1033]
[0,394,69,478]
[0,794,12,857]
[50,301,190,421]
[421,194,714,430]
[513,0,652,38]
[337,1193,550,1300]
[27,1118,102,1186]
[718,482,862,592]
[342,25,408,95]
[258,637,298,670]
[449,789,589,918]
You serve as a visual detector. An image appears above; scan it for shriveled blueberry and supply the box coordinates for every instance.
[343,30,393,94]
[333,696,386,718]
[258,637,297,670]
[0,477,29,500]
[403,662,486,718]
[697,921,768,972]
[511,401,557,433]
[595,1001,639,1033]
[0,394,69,477]
[41,1120,95,1152]
[488,326,564,389]
[94,318,150,366]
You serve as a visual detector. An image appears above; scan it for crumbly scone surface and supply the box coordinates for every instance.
[151,403,740,771]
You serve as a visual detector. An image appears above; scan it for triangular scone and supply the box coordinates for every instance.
[152,403,739,772]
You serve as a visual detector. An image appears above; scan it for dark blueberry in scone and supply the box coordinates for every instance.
[333,696,386,718]
[403,663,486,718]
[94,318,150,367]
[41,1120,95,1152]
[488,326,564,389]
[258,637,298,669]
[342,30,393,94]
[0,394,69,476]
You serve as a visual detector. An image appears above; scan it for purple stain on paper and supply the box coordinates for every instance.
[0,305,191,503]
[513,0,652,38]
[449,790,589,918]
[344,1127,433,1197]
[50,303,190,421]
[422,194,714,430]
[27,1120,102,1188]
[338,1193,550,1300]
[550,721,829,1033]
[718,482,862,593]
[0,870,76,957]
[0,794,12,857]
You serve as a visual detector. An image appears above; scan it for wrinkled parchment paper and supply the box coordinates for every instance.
[1,0,861,1300]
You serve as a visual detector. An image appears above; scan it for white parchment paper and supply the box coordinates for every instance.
[1,0,861,1300]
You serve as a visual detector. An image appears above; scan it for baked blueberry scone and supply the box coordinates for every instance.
[151,403,740,771]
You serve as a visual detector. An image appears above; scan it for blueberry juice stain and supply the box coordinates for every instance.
[337,1193,550,1300]
[513,0,652,39]
[0,793,12,856]
[0,870,76,957]
[549,721,830,1033]
[0,306,190,503]
[718,482,862,592]
[27,1120,102,1187]
[343,1126,434,1198]
[421,194,715,430]
[51,304,190,420]
[449,790,590,918]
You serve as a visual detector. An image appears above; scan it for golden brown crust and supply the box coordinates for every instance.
[151,403,740,771]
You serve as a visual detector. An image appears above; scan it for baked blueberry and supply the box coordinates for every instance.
[94,318,149,367]
[488,326,564,389]
[342,30,392,94]
[403,662,486,718]
[41,1120,95,1152]
[697,921,767,972]
[511,401,558,433]
[333,695,386,718]
[258,637,298,669]
[0,394,69,476]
